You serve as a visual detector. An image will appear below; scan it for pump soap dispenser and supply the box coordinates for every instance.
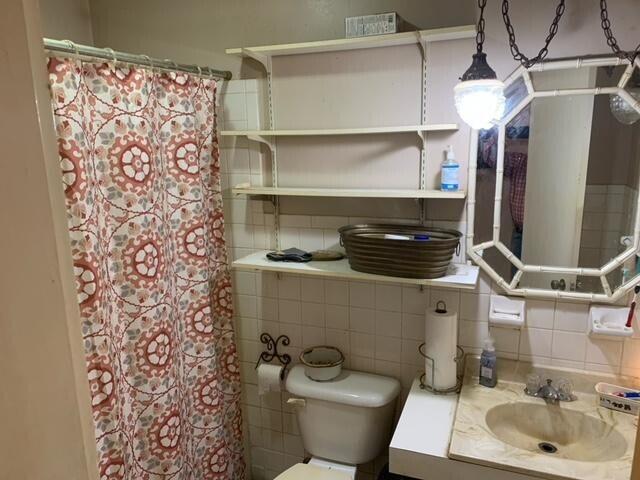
[479,336,497,388]
[441,145,460,192]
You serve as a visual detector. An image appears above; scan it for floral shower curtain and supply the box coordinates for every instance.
[48,57,245,480]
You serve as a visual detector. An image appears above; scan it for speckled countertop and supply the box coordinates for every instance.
[449,359,639,480]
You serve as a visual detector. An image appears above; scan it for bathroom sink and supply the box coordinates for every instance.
[449,360,638,480]
[485,402,627,462]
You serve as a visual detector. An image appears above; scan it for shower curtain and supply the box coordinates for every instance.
[48,57,245,480]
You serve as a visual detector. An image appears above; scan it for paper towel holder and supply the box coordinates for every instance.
[418,343,465,395]
[255,332,291,380]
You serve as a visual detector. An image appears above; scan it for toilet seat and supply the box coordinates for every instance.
[274,463,352,480]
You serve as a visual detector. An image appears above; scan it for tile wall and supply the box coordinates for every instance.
[219,80,640,480]
[580,184,637,266]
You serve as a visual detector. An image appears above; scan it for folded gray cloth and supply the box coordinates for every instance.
[266,248,312,263]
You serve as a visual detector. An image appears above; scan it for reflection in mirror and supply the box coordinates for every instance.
[610,67,640,125]
[530,64,626,90]
[475,65,640,293]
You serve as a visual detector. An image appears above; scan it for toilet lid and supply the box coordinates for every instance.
[275,463,351,480]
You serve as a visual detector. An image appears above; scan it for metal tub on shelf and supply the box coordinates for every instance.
[338,224,462,279]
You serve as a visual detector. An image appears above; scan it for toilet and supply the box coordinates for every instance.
[275,365,401,480]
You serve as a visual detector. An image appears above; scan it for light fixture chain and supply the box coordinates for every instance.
[476,0,487,54]
[600,0,640,62]
[501,0,566,68]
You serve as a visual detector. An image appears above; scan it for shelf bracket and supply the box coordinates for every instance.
[246,134,275,153]
[418,34,428,192]
[416,130,427,148]
[241,48,272,74]
[418,198,426,225]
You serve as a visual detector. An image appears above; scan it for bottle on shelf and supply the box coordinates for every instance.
[441,145,460,192]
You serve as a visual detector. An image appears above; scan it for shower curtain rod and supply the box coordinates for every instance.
[43,38,233,80]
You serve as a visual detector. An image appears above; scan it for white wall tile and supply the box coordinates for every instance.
[302,326,326,347]
[326,328,350,354]
[375,310,402,338]
[459,292,489,321]
[325,280,349,305]
[518,328,552,357]
[278,299,301,324]
[280,215,312,228]
[351,332,375,358]
[553,302,589,332]
[585,337,623,366]
[349,281,375,308]
[301,302,325,327]
[350,307,375,334]
[401,286,429,314]
[459,320,488,349]
[325,304,349,330]
[401,313,423,340]
[490,326,520,354]
[551,330,587,362]
[525,299,555,329]
[622,338,640,368]
[375,336,402,362]
[277,276,301,301]
[375,284,402,312]
[301,277,324,303]
[257,297,278,321]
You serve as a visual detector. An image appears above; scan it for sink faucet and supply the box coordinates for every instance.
[524,378,575,404]
[537,379,560,404]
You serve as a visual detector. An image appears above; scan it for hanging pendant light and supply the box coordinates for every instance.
[610,90,640,125]
[455,0,567,130]
[454,0,505,130]
[599,0,640,125]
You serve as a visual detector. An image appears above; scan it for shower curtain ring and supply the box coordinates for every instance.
[104,48,118,66]
[63,39,80,57]
[164,58,179,69]
[141,55,154,72]
[196,65,202,77]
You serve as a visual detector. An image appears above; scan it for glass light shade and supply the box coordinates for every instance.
[609,89,640,125]
[454,79,506,130]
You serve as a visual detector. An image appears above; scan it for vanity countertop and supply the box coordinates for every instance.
[449,360,639,480]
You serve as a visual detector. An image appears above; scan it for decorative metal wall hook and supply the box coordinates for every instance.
[255,332,291,380]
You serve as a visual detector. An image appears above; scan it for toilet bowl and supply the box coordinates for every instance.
[274,365,401,480]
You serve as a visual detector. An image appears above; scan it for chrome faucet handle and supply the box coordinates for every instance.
[537,379,560,403]
[556,377,577,402]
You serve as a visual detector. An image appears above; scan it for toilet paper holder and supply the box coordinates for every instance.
[255,332,291,380]
[418,343,465,395]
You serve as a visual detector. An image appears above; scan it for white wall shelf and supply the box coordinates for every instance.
[232,185,466,199]
[232,250,479,289]
[226,25,476,62]
[220,124,458,137]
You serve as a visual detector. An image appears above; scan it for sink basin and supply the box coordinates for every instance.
[485,401,627,462]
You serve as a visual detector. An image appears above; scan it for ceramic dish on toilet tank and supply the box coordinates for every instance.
[300,346,344,381]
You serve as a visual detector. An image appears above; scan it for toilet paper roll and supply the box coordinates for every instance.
[257,363,284,395]
[424,306,458,390]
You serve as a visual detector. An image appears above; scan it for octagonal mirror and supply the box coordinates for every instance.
[468,57,640,301]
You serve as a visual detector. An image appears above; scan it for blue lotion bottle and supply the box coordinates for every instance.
[441,145,459,192]
[479,337,497,388]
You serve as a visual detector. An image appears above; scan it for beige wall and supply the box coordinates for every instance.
[39,0,93,44]
[89,0,475,79]
[0,0,98,478]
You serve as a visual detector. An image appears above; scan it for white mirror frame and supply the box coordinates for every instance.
[467,56,640,302]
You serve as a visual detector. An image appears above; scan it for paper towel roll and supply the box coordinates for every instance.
[257,363,284,395]
[424,304,458,390]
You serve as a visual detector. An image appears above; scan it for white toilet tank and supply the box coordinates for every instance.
[285,365,401,465]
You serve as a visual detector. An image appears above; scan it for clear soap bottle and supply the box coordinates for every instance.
[479,337,497,388]
[441,145,460,192]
